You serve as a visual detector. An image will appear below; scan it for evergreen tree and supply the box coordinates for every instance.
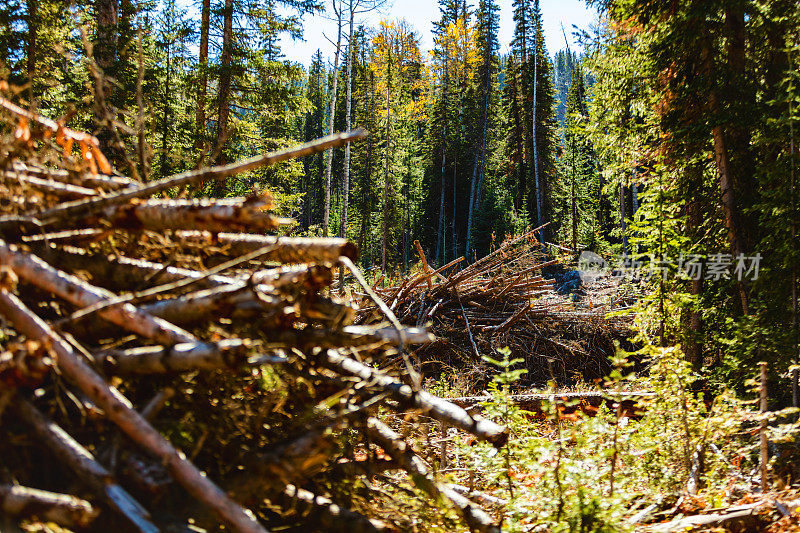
[555,61,599,250]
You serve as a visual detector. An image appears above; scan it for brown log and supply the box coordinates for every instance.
[0,170,98,198]
[67,282,352,342]
[8,161,135,190]
[21,229,107,244]
[252,326,434,352]
[644,502,769,532]
[316,350,508,447]
[0,240,196,345]
[34,245,238,289]
[446,484,508,508]
[413,239,433,289]
[85,197,293,233]
[178,231,358,264]
[36,129,368,223]
[366,417,500,533]
[10,398,158,533]
[275,485,393,533]
[0,291,267,533]
[100,339,287,375]
[447,390,653,416]
[0,484,98,528]
[135,285,282,328]
[250,264,333,292]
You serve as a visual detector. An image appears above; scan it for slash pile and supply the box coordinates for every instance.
[356,235,632,388]
[0,94,507,532]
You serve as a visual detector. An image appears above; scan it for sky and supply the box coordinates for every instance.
[278,0,599,66]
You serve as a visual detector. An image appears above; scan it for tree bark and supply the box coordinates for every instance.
[436,152,446,266]
[26,0,36,94]
[178,232,358,264]
[0,484,98,529]
[94,0,119,155]
[195,0,210,152]
[160,2,172,176]
[359,69,375,258]
[216,0,234,167]
[0,241,197,345]
[82,197,291,233]
[682,165,703,369]
[571,135,577,252]
[712,119,748,314]
[381,48,391,271]
[323,0,344,236]
[95,0,119,71]
[341,2,355,241]
[620,180,628,255]
[533,21,544,237]
[466,153,480,258]
[703,10,750,315]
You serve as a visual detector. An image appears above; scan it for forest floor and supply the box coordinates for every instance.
[355,248,800,532]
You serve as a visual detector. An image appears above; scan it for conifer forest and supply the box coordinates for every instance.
[0,0,800,531]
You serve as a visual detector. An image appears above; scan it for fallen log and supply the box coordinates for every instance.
[101,339,287,375]
[0,170,98,198]
[10,398,157,533]
[447,390,653,417]
[0,484,99,529]
[36,129,367,223]
[33,245,239,289]
[8,161,135,190]
[643,501,771,532]
[366,417,500,533]
[83,197,293,233]
[317,350,507,447]
[276,485,393,533]
[446,484,508,508]
[0,240,197,345]
[179,232,358,264]
[0,290,267,533]
[251,326,434,352]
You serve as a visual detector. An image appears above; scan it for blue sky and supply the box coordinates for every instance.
[278,0,599,66]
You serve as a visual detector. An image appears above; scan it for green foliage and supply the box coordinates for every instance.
[450,341,750,532]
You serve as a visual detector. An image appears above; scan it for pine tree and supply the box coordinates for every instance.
[555,61,598,251]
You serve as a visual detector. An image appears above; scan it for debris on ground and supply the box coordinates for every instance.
[0,96,506,532]
[356,235,634,388]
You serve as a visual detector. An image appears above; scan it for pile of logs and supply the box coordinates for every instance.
[0,94,507,532]
[356,235,631,387]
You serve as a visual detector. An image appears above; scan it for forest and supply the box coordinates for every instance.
[0,0,798,531]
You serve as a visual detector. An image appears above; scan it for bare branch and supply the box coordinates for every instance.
[35,129,368,223]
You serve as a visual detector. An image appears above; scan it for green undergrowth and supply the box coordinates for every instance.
[415,339,800,532]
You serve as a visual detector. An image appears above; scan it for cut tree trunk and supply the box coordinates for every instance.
[0,484,98,529]
[11,397,157,533]
[0,291,267,533]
